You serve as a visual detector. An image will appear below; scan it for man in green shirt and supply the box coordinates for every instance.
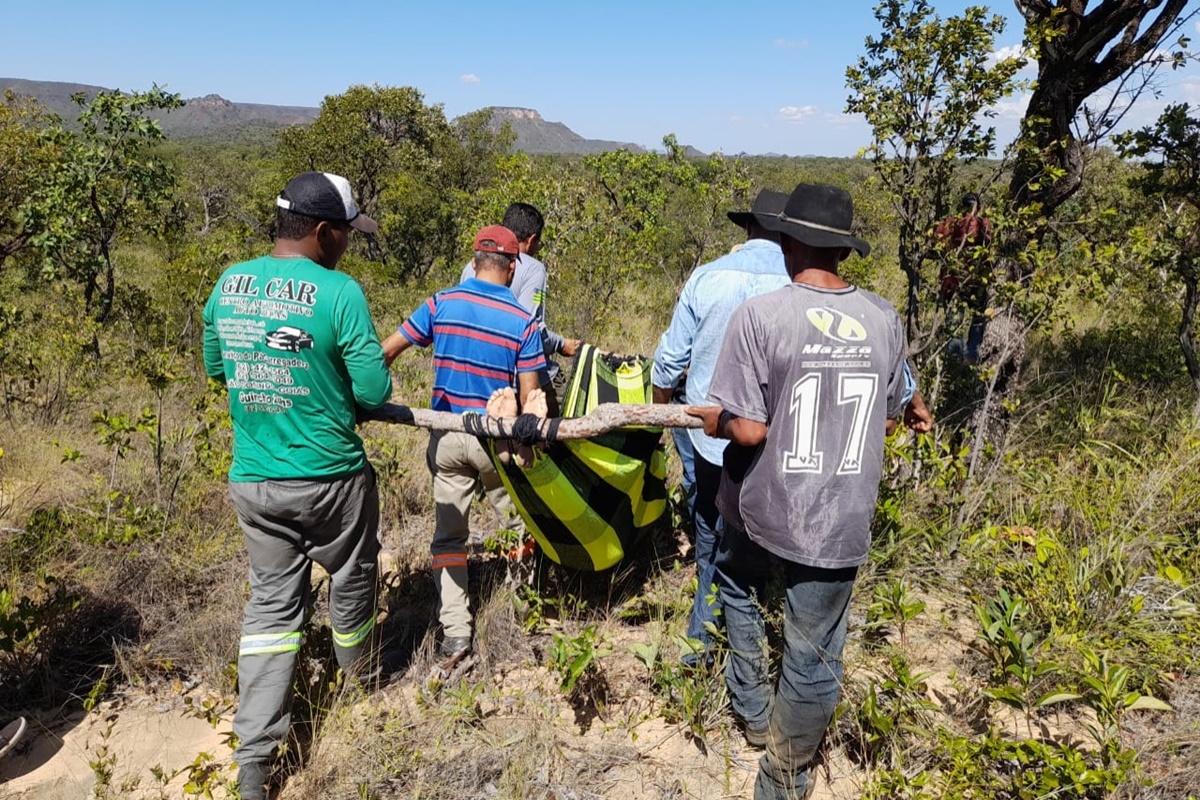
[202,172,392,800]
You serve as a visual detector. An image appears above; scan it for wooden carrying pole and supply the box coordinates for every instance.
[364,402,704,441]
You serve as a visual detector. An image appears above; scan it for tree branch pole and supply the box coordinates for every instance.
[364,402,704,441]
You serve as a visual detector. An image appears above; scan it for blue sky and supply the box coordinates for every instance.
[3,1,1198,156]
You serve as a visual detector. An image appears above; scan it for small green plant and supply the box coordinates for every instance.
[548,624,609,694]
[180,751,225,798]
[632,633,729,742]
[865,577,926,643]
[83,667,112,714]
[843,653,937,766]
[974,588,1075,730]
[482,526,525,557]
[1077,647,1172,750]
[183,694,232,728]
[88,716,119,799]
[974,588,1036,681]
[420,679,486,730]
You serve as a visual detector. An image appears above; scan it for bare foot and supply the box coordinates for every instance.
[513,388,549,468]
[487,387,519,418]
[525,388,549,419]
[487,387,519,464]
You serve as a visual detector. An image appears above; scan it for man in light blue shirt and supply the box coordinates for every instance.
[655,190,924,662]
[652,190,793,657]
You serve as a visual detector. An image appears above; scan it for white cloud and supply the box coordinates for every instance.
[989,43,1029,63]
[779,105,818,122]
[991,91,1032,120]
[774,38,805,48]
[729,114,743,123]
[460,73,480,84]
[822,112,860,127]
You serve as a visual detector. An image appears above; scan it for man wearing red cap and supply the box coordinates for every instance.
[382,225,545,659]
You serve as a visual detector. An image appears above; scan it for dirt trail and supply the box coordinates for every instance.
[0,698,234,799]
[0,694,858,800]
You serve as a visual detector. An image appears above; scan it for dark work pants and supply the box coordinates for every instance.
[228,466,380,767]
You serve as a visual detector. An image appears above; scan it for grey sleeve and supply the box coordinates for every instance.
[515,258,565,355]
[511,258,540,312]
[707,303,770,423]
[885,313,908,419]
[459,261,473,284]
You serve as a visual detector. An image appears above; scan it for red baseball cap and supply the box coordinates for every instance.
[473,225,520,256]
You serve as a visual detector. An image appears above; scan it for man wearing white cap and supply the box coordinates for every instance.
[203,171,392,800]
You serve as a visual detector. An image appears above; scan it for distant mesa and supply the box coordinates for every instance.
[1,78,705,156]
[480,106,647,155]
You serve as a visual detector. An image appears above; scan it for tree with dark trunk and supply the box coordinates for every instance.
[970,0,1195,464]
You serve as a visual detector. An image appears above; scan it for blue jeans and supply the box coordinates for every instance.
[685,453,723,651]
[670,425,696,511]
[716,524,858,800]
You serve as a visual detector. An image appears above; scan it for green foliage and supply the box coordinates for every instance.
[843,653,936,766]
[24,86,183,323]
[1077,647,1172,749]
[547,624,609,695]
[861,728,1136,800]
[277,85,512,278]
[846,0,1024,355]
[0,575,81,681]
[632,634,729,741]
[1114,102,1200,416]
[0,91,61,271]
[866,577,926,643]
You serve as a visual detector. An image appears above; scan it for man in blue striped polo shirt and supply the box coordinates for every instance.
[383,225,545,659]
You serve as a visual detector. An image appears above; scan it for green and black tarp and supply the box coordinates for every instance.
[485,343,668,571]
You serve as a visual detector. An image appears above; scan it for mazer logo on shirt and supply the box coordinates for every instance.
[806,307,868,343]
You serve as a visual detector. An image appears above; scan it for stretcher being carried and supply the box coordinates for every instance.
[484,344,669,571]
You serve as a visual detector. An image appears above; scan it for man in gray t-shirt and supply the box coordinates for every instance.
[690,183,930,800]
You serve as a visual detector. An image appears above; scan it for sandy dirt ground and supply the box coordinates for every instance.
[1,694,234,799]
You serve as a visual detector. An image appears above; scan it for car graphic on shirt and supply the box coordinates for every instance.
[264,326,314,353]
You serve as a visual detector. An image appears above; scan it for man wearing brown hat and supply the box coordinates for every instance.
[382,225,545,660]
[689,184,931,799]
[651,189,792,663]
[203,171,392,800]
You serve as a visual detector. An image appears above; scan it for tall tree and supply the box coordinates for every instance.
[277,85,512,276]
[24,87,182,324]
[970,0,1194,458]
[0,92,59,272]
[277,85,447,223]
[1009,0,1194,226]
[846,0,1024,354]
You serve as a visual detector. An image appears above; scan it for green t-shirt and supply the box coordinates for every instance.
[202,255,392,482]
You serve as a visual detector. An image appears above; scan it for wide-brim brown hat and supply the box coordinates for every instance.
[756,183,871,256]
[727,189,790,228]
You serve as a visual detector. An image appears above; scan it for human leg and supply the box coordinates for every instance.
[467,430,525,535]
[670,426,697,518]
[714,523,774,732]
[307,466,381,677]
[227,481,312,792]
[427,431,478,644]
[685,452,724,652]
[755,563,857,800]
